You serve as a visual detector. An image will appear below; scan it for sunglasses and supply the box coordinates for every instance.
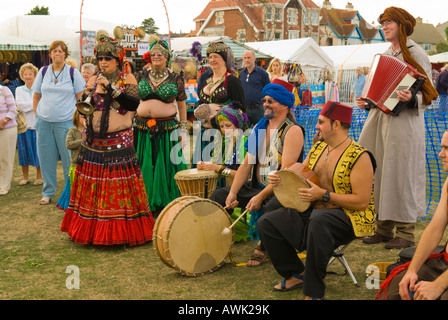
[150,53,164,58]
[262,98,276,104]
[97,56,114,62]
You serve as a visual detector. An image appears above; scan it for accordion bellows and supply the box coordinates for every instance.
[361,54,425,115]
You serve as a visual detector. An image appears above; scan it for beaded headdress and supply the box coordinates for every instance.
[94,35,125,63]
[150,40,171,61]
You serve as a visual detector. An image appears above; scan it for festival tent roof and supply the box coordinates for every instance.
[0,34,49,51]
[429,51,448,64]
[0,15,117,65]
[171,36,272,60]
[320,42,390,71]
[245,38,334,70]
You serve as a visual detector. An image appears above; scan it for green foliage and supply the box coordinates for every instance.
[141,18,159,34]
[26,5,49,15]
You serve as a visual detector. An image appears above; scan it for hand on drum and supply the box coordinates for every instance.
[267,171,280,187]
[197,161,219,172]
[297,179,326,202]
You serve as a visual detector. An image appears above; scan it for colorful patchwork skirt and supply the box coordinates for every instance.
[133,115,188,212]
[60,128,154,246]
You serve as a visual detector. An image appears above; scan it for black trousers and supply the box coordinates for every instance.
[258,207,355,298]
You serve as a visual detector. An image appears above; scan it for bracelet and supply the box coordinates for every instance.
[216,165,225,175]
[221,168,232,177]
[2,118,8,124]
[179,120,188,130]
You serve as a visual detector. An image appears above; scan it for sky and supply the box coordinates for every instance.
[0,0,446,35]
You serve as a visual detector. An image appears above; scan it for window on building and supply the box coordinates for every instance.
[312,12,319,25]
[288,9,298,25]
[237,29,247,42]
[266,7,272,21]
[423,43,431,51]
[303,12,310,25]
[275,7,282,21]
[275,32,281,40]
[215,11,224,24]
[289,30,299,39]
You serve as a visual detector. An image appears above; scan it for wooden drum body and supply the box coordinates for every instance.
[273,162,320,212]
[174,169,218,198]
[153,196,233,276]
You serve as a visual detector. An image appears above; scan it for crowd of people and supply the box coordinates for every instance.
[1,6,448,300]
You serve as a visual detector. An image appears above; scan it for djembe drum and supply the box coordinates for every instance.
[153,196,233,276]
[273,162,320,212]
[174,169,218,198]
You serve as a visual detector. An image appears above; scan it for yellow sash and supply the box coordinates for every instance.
[308,140,375,237]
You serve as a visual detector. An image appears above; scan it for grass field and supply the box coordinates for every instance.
[1,156,445,302]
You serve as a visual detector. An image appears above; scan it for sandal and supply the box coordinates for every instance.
[33,179,43,186]
[273,274,304,292]
[18,179,30,186]
[247,243,269,267]
[39,197,51,205]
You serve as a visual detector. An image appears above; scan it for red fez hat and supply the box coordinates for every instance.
[272,78,294,93]
[320,101,353,125]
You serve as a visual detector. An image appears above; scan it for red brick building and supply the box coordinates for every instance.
[191,0,320,42]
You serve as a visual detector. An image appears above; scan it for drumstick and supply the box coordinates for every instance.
[221,209,249,235]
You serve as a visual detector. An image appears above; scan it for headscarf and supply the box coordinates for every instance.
[379,7,438,105]
[261,82,295,108]
[216,102,249,131]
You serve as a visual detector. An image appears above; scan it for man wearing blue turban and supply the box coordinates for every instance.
[210,78,305,266]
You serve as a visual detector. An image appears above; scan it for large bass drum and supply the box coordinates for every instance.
[153,196,233,276]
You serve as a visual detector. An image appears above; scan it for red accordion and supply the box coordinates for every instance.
[361,54,425,115]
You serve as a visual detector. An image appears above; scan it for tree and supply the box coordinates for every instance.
[26,6,49,15]
[141,18,159,34]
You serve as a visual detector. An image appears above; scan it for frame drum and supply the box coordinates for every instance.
[273,162,320,212]
[174,169,218,198]
[153,196,233,276]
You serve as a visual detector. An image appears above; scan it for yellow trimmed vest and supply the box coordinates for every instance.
[307,140,375,237]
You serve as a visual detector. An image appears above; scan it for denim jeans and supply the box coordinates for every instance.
[35,117,71,198]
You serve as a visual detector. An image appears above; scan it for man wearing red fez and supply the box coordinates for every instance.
[260,100,376,299]
[356,6,438,250]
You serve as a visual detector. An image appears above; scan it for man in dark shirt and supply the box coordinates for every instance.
[239,51,270,127]
[436,65,448,95]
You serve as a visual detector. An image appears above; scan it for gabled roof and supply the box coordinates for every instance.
[193,0,319,36]
[410,22,444,44]
[320,7,383,41]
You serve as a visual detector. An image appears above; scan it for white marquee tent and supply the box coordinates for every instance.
[429,51,448,64]
[320,42,390,72]
[0,15,118,66]
[245,38,334,70]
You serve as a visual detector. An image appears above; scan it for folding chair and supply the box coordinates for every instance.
[327,240,359,287]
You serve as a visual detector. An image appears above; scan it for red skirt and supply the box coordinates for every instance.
[61,128,154,246]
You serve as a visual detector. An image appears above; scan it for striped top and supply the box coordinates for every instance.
[0,85,17,128]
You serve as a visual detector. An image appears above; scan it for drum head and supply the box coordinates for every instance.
[154,198,233,276]
[174,169,217,179]
[274,169,311,212]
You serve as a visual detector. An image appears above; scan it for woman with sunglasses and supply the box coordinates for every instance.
[60,35,154,246]
[133,39,188,213]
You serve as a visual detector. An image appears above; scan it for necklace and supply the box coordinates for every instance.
[325,136,350,161]
[149,67,168,82]
[206,75,224,89]
[51,63,66,84]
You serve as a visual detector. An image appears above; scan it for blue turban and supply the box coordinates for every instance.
[262,83,295,108]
